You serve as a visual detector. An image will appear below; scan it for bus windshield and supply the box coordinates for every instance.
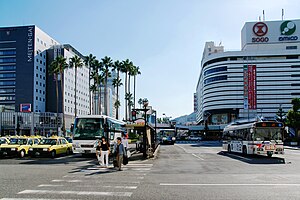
[254,128,282,141]
[73,118,104,140]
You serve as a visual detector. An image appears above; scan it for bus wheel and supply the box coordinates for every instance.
[242,146,247,155]
[228,144,231,153]
[267,152,273,158]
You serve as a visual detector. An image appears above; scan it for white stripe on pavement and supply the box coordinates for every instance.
[160,183,300,186]
[38,184,64,187]
[51,180,82,183]
[192,153,204,160]
[1,199,76,200]
[18,190,132,197]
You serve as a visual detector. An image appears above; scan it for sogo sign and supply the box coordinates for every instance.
[251,20,298,43]
[252,22,269,43]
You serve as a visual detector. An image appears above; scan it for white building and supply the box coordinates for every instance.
[196,19,300,124]
[47,44,90,130]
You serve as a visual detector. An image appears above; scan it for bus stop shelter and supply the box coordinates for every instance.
[125,121,157,158]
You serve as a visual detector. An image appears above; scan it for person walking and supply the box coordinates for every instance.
[115,137,126,171]
[95,140,101,164]
[100,136,110,167]
[122,133,129,151]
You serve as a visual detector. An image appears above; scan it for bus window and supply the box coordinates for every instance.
[73,118,104,140]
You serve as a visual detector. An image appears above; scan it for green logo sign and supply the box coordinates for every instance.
[280,21,296,35]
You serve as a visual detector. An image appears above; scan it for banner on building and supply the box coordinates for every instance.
[243,65,257,110]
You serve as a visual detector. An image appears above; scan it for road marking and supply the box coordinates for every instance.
[1,199,76,200]
[18,190,132,197]
[160,183,300,186]
[192,153,204,160]
[176,145,188,153]
[51,180,82,183]
[38,184,64,187]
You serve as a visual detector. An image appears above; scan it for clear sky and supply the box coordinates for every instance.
[0,0,299,119]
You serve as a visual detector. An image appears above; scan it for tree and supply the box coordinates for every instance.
[138,98,143,108]
[69,55,83,117]
[286,98,300,138]
[121,59,133,121]
[84,54,96,115]
[90,59,104,115]
[112,60,123,119]
[49,55,68,134]
[101,56,113,116]
[132,66,141,109]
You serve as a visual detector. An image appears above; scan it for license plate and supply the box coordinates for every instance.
[43,148,48,151]
[11,148,16,151]
[265,146,274,150]
[84,150,91,153]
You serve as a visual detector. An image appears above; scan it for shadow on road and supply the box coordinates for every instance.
[218,151,285,164]
[189,141,222,148]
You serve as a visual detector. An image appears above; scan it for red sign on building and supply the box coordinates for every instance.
[244,65,257,110]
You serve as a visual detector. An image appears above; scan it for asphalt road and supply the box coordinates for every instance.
[1,141,300,200]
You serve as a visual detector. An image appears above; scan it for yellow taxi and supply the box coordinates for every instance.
[0,137,10,145]
[28,136,72,158]
[0,136,40,158]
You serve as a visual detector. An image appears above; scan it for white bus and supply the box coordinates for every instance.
[222,120,284,157]
[72,115,126,155]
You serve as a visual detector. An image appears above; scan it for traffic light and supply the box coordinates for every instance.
[132,110,137,121]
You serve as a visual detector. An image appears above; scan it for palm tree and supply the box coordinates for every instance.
[90,59,104,115]
[132,66,141,109]
[101,56,113,116]
[69,55,83,118]
[112,60,123,119]
[49,55,68,134]
[121,59,134,120]
[89,84,97,114]
[84,54,96,115]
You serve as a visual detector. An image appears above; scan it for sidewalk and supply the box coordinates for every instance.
[284,145,300,150]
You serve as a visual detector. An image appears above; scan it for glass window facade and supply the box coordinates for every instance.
[0,50,16,56]
[0,65,16,71]
[0,58,16,63]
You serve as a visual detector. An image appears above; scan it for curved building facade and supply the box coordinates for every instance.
[196,19,300,125]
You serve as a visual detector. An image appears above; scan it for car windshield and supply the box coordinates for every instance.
[73,118,104,140]
[0,138,7,144]
[254,128,283,141]
[9,138,27,145]
[39,139,57,145]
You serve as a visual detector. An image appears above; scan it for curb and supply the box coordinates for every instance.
[152,144,160,159]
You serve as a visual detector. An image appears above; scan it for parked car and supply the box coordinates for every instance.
[28,136,72,158]
[0,136,40,158]
[0,137,10,145]
[187,135,203,141]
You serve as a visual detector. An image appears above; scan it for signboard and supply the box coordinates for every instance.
[20,104,31,112]
[242,19,300,48]
[243,65,257,110]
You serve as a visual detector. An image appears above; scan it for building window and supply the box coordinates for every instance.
[0,58,16,63]
[40,68,42,72]
[40,90,42,93]
[36,81,38,85]
[286,46,297,50]
[36,66,38,70]
[36,89,38,92]
[36,74,38,77]
[0,65,16,71]
[36,96,38,100]
[204,75,227,84]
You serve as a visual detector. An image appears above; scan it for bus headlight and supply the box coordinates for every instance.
[29,148,33,151]
[172,137,176,141]
[73,143,80,148]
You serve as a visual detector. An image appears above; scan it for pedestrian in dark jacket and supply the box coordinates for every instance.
[115,137,126,171]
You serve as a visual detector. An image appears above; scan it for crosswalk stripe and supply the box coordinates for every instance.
[18,190,132,197]
[1,198,76,200]
[38,184,64,187]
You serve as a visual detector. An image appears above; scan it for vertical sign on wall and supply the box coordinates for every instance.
[248,65,257,109]
[243,65,248,109]
[244,65,257,110]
